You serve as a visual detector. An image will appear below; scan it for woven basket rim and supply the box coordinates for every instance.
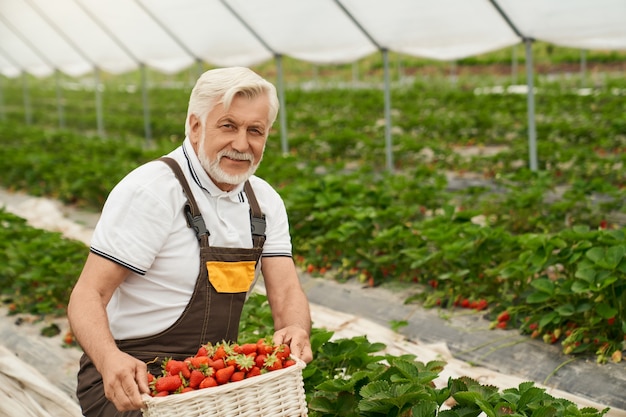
[142,357,306,407]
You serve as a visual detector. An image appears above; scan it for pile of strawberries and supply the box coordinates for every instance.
[147,338,296,397]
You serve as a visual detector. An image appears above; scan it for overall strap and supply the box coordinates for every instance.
[244,181,267,248]
[159,157,266,248]
[159,157,209,244]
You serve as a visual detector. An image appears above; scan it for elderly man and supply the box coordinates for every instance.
[68,67,312,416]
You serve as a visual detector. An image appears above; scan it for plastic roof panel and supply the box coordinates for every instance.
[0,0,624,78]
[498,0,626,50]
[224,0,377,64]
[340,0,521,60]
[135,0,273,68]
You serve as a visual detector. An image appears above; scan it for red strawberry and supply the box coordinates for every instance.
[283,359,296,368]
[213,345,228,360]
[263,354,283,371]
[199,376,218,389]
[165,359,190,379]
[188,369,205,389]
[497,311,510,322]
[154,375,182,393]
[188,356,210,369]
[215,365,235,385]
[181,387,195,393]
[196,345,209,357]
[239,343,258,355]
[255,354,267,369]
[246,366,262,378]
[275,344,291,361]
[230,371,245,382]
[210,358,225,370]
[256,338,274,355]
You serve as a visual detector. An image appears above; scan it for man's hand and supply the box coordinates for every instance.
[99,350,150,411]
[273,325,313,363]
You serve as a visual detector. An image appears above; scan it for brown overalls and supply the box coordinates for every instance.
[76,157,266,417]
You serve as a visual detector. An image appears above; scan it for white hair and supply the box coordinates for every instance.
[184,67,279,136]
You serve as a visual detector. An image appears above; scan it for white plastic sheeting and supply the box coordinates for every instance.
[0,0,625,78]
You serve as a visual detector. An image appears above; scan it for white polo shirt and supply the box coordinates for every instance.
[90,138,293,339]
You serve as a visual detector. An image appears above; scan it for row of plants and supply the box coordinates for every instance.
[240,292,611,417]
[0,71,624,366]
[0,216,612,417]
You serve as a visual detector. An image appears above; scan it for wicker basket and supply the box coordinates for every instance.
[141,359,307,417]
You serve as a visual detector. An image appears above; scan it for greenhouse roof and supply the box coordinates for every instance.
[0,0,625,78]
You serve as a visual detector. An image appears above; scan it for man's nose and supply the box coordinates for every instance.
[232,129,249,152]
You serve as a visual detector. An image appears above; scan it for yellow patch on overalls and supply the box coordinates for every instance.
[206,260,256,293]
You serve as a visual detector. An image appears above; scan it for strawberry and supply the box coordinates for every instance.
[234,354,255,372]
[199,376,218,389]
[497,311,510,322]
[188,369,205,389]
[275,344,291,361]
[230,371,245,382]
[246,366,262,378]
[153,391,169,397]
[213,344,228,360]
[165,359,190,379]
[263,353,283,371]
[210,358,225,371]
[154,375,182,393]
[283,359,296,368]
[256,338,274,355]
[255,354,267,369]
[215,365,235,385]
[188,355,210,369]
[196,345,209,357]
[238,343,258,356]
[181,387,195,393]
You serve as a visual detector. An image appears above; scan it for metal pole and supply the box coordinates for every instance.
[55,70,65,129]
[511,45,518,84]
[141,63,152,143]
[94,67,105,137]
[22,71,32,125]
[275,54,288,155]
[580,49,587,88]
[0,75,5,122]
[382,49,393,172]
[524,39,537,171]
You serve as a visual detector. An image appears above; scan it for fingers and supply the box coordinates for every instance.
[102,354,148,411]
[291,340,313,363]
[273,326,313,363]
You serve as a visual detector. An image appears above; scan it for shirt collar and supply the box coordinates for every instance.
[182,137,245,198]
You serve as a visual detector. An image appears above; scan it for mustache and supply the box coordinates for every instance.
[218,150,253,162]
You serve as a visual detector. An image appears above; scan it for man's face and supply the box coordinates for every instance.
[189,94,270,191]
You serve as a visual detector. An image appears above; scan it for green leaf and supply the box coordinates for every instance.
[555,304,576,316]
[539,312,560,328]
[585,246,624,270]
[595,302,618,319]
[526,292,552,303]
[410,401,439,417]
[530,278,555,294]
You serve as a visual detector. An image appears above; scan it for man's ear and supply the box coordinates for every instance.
[188,114,201,146]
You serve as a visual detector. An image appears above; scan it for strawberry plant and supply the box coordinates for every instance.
[0,208,87,316]
[1,65,625,365]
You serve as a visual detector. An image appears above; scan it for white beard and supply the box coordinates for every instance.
[197,133,261,186]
